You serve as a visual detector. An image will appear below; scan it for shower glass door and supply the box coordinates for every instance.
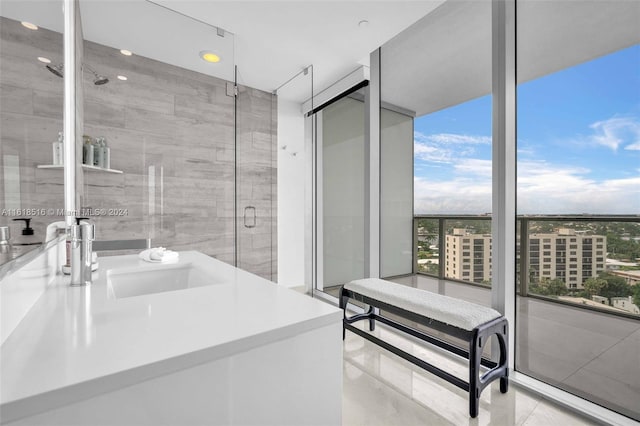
[78,0,237,261]
[235,69,277,280]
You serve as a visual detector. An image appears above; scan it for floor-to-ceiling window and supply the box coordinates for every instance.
[311,0,637,421]
[382,0,493,294]
[516,1,640,420]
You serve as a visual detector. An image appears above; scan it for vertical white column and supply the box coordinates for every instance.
[492,0,516,368]
[63,0,77,227]
[365,49,381,278]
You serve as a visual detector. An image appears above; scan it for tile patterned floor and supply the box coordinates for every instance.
[342,320,599,426]
[327,274,640,422]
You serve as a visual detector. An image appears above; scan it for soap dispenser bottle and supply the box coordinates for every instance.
[12,218,41,256]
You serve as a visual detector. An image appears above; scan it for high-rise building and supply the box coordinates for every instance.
[445,229,491,283]
[528,228,606,289]
[446,228,606,289]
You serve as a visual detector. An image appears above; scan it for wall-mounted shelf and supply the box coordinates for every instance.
[37,164,123,174]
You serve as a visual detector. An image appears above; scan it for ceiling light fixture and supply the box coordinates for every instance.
[21,21,38,30]
[120,49,132,56]
[199,51,221,63]
[37,56,51,64]
[358,20,370,28]
[117,75,128,81]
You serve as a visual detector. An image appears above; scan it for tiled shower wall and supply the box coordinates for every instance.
[0,17,277,280]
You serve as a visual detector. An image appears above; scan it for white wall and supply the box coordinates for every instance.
[277,99,306,288]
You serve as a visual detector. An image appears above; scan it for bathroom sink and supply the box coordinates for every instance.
[107,263,224,299]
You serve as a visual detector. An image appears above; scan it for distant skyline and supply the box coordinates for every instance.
[414,44,640,215]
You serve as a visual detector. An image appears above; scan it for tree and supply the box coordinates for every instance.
[633,286,640,308]
[598,273,632,300]
[530,278,567,297]
[583,277,606,298]
[546,278,568,296]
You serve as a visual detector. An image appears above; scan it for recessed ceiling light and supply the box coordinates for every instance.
[358,20,370,28]
[199,51,221,63]
[21,21,38,30]
[120,49,132,56]
[117,75,128,81]
[37,57,51,64]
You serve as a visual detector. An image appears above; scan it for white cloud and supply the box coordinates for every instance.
[414,176,492,214]
[413,121,640,214]
[625,142,640,151]
[415,159,640,215]
[414,131,490,164]
[419,133,491,145]
[454,159,492,177]
[588,116,640,151]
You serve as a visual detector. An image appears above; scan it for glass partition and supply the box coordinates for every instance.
[236,69,277,281]
[78,0,238,262]
[516,0,640,420]
[0,1,65,262]
[319,94,366,291]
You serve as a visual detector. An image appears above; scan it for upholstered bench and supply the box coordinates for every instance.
[340,278,509,418]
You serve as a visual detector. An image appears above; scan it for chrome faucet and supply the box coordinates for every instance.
[70,219,94,286]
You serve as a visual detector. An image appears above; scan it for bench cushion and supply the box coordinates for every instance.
[344,278,502,331]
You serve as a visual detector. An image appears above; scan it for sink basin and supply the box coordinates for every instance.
[107,263,224,299]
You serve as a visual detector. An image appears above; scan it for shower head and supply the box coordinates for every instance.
[46,63,64,78]
[93,74,109,85]
[84,64,109,85]
[45,63,109,85]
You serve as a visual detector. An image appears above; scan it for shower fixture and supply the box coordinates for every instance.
[85,64,109,85]
[46,63,64,78]
[44,63,110,85]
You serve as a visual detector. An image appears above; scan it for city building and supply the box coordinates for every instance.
[446,228,606,289]
[529,228,606,289]
[609,269,640,286]
[445,228,492,283]
[611,296,640,315]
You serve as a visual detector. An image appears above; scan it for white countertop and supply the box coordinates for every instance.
[0,251,341,420]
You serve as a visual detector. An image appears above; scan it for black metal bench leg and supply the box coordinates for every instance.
[339,288,349,341]
[469,330,481,418]
[500,376,509,393]
[368,305,375,331]
[498,326,509,393]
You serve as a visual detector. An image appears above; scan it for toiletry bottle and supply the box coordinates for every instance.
[102,137,110,169]
[53,131,63,165]
[0,226,12,264]
[95,137,105,168]
[83,135,94,166]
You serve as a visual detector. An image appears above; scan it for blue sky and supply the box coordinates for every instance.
[414,44,640,215]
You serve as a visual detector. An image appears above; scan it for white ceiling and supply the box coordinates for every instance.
[0,0,444,101]
[2,1,637,111]
[151,0,445,98]
[381,0,640,116]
